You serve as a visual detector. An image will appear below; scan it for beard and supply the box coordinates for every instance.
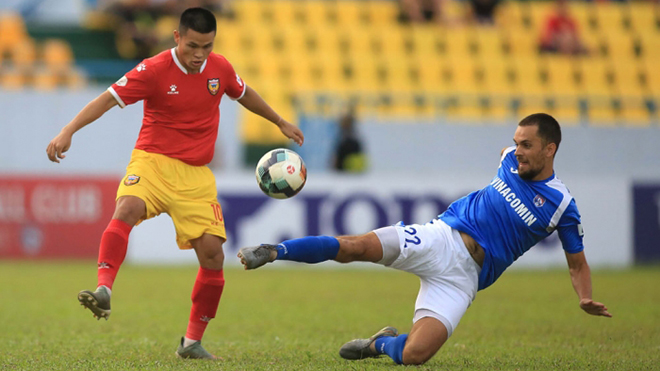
[518,165,542,180]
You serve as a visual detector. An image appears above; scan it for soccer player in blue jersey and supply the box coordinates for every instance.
[238,113,611,365]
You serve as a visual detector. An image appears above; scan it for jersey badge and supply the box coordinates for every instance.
[533,194,546,207]
[116,75,128,87]
[207,78,220,95]
[168,84,179,95]
[136,63,146,72]
[124,174,140,186]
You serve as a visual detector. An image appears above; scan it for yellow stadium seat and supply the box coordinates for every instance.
[545,56,580,97]
[215,21,241,55]
[577,58,614,97]
[611,60,646,99]
[445,28,476,58]
[42,39,74,72]
[367,0,399,26]
[0,12,29,50]
[482,61,515,96]
[618,97,652,126]
[641,59,660,96]
[629,2,656,34]
[271,0,297,25]
[10,39,37,69]
[476,29,505,59]
[0,68,28,89]
[302,0,331,27]
[638,32,660,61]
[511,56,546,96]
[374,27,407,58]
[528,1,555,31]
[335,1,369,27]
[409,25,441,58]
[232,0,262,25]
[594,3,627,35]
[506,30,537,58]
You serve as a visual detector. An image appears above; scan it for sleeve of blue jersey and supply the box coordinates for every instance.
[556,200,584,254]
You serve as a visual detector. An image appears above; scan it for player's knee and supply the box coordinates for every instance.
[335,234,381,263]
[402,343,436,365]
[113,196,146,225]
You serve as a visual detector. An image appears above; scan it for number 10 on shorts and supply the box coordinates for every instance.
[211,203,223,224]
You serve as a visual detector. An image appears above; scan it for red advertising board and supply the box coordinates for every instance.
[0,176,119,259]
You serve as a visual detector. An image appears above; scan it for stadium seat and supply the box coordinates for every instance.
[42,39,75,73]
[0,67,28,90]
[0,12,29,51]
[9,39,37,69]
[367,0,399,26]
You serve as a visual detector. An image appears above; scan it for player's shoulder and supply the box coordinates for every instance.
[543,176,575,202]
[206,52,232,69]
[135,49,172,73]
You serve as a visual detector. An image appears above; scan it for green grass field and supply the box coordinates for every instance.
[0,261,658,370]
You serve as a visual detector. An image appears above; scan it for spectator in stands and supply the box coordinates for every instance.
[398,0,446,24]
[468,0,501,25]
[333,103,367,173]
[539,0,588,55]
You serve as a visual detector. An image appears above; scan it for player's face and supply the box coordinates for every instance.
[174,28,215,73]
[513,125,555,181]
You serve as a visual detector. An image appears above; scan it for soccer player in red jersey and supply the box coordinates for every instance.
[46,7,304,359]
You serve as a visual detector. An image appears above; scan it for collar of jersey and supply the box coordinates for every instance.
[171,48,207,74]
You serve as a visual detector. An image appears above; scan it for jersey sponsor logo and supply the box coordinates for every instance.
[116,75,128,87]
[491,176,538,226]
[136,63,146,72]
[168,84,179,95]
[207,78,220,95]
[510,166,518,174]
[124,174,140,186]
[534,194,546,207]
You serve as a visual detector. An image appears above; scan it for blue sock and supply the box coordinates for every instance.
[276,236,340,264]
[374,334,408,365]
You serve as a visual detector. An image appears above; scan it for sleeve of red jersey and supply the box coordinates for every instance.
[222,58,247,101]
[107,60,156,108]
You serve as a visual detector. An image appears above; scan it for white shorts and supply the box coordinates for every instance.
[373,219,481,337]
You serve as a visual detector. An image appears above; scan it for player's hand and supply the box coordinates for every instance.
[579,298,612,317]
[278,119,304,146]
[46,131,73,163]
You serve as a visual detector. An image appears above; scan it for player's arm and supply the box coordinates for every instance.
[565,251,612,317]
[237,85,304,146]
[46,90,118,163]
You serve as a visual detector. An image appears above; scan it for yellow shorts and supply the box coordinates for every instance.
[117,149,226,249]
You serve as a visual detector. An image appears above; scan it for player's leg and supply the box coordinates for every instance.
[237,232,383,269]
[78,195,146,320]
[176,233,225,360]
[338,314,449,365]
[339,220,478,365]
[170,163,227,359]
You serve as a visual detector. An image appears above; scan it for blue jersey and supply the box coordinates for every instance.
[439,146,584,290]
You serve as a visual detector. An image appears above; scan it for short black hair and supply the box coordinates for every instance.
[518,113,562,152]
[179,7,216,35]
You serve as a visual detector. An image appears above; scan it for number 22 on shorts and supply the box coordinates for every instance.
[403,226,421,248]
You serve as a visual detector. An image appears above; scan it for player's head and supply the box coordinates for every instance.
[174,8,216,73]
[514,113,562,181]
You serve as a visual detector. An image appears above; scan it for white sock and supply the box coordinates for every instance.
[183,337,199,348]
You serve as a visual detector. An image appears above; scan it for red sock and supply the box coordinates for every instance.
[97,219,132,289]
[186,268,225,341]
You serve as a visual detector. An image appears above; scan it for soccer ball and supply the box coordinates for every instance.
[255,148,307,199]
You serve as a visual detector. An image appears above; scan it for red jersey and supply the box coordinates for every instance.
[108,48,246,166]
